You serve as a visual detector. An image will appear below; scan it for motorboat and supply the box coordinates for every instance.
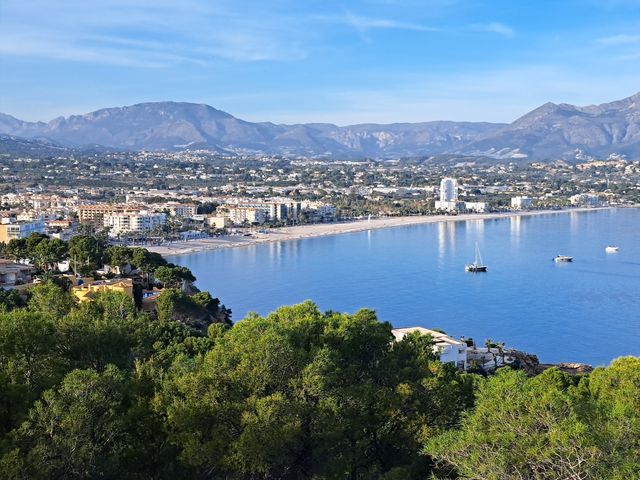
[605,246,619,253]
[554,255,573,263]
[466,243,488,272]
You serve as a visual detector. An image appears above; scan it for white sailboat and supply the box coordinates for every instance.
[465,243,487,272]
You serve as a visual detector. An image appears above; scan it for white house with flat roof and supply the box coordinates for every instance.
[392,327,467,370]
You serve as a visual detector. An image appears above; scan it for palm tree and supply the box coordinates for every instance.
[497,342,506,366]
[484,338,494,352]
[485,338,496,369]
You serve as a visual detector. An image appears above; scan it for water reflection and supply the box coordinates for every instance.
[510,216,521,247]
[466,219,485,236]
[570,211,579,234]
[437,221,457,259]
[174,209,640,365]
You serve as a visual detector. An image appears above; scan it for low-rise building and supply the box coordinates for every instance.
[0,259,34,288]
[46,219,73,230]
[435,200,465,212]
[391,327,467,370]
[206,215,232,229]
[16,212,45,222]
[71,278,134,302]
[464,201,488,213]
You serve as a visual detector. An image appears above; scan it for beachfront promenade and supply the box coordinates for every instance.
[145,207,610,257]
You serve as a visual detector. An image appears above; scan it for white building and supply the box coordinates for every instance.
[0,259,34,287]
[435,178,464,211]
[511,196,533,210]
[439,178,458,202]
[435,200,465,212]
[225,207,267,225]
[391,327,467,370]
[222,201,301,223]
[206,215,232,229]
[16,212,46,222]
[570,193,602,207]
[464,201,488,213]
[163,203,198,218]
[103,211,166,236]
[0,219,46,243]
[300,201,337,222]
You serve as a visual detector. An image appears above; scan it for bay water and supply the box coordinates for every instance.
[172,208,640,365]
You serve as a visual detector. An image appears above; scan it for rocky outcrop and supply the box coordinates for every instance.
[537,362,594,376]
[504,349,593,376]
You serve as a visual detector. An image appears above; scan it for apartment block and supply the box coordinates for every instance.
[103,211,166,236]
[0,219,46,243]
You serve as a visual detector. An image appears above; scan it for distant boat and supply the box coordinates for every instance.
[554,255,573,263]
[466,243,488,272]
[605,246,619,253]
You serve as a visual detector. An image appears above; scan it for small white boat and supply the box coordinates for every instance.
[605,246,619,253]
[466,243,488,272]
[554,255,573,263]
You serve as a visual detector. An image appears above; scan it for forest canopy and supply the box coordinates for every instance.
[0,291,638,479]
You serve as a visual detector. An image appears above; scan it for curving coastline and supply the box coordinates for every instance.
[146,207,612,257]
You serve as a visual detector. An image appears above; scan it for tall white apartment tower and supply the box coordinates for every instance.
[439,178,458,202]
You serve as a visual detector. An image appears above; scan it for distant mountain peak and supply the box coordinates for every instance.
[463,91,640,160]
[1,94,640,161]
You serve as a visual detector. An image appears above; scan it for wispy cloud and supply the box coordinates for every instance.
[470,22,516,37]
[0,30,208,68]
[340,11,439,32]
[0,0,520,69]
[0,0,311,66]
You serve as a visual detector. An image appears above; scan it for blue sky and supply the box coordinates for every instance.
[1,0,640,124]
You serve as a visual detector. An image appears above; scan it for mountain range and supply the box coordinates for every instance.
[2,92,640,161]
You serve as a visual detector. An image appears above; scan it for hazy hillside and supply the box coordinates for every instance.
[0,102,504,157]
[1,93,640,160]
[462,92,640,160]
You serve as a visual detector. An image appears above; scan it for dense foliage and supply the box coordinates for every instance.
[427,360,640,479]
[0,280,638,478]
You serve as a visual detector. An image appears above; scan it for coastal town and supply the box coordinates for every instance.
[0,151,620,374]
[3,1,640,476]
[1,149,637,252]
[0,150,620,377]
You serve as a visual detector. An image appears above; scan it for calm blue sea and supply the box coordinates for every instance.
[172,208,640,365]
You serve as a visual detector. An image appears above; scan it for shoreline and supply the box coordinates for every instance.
[145,207,613,257]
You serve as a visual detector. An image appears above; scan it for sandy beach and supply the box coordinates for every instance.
[146,207,611,257]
